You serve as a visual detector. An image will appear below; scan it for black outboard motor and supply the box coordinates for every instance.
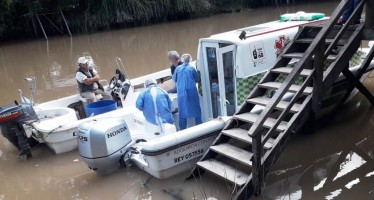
[110,68,132,107]
[0,101,38,158]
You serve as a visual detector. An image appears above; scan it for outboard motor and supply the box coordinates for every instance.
[0,101,38,158]
[78,118,134,175]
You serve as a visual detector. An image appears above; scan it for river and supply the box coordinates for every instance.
[1,1,374,199]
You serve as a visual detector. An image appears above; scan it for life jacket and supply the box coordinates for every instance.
[76,67,104,93]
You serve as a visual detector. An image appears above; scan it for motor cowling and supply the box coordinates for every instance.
[0,104,23,147]
[78,118,133,175]
[0,102,38,158]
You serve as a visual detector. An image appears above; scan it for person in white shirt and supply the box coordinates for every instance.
[75,57,112,103]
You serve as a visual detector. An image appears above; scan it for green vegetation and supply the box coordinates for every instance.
[0,0,265,40]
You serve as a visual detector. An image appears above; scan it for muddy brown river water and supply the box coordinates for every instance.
[1,1,374,199]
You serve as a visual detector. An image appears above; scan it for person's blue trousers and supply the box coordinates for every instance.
[342,0,362,23]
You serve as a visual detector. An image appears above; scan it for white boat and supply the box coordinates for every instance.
[77,17,373,179]
[1,14,373,177]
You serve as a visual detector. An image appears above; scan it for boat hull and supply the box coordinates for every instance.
[131,119,226,179]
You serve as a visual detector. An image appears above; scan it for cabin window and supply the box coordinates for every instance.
[205,47,220,118]
[221,51,235,116]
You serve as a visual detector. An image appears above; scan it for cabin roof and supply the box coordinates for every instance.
[202,18,329,45]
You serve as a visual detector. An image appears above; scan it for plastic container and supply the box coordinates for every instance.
[85,100,117,117]
[280,12,325,22]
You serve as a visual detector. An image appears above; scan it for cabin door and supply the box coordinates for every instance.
[202,43,236,119]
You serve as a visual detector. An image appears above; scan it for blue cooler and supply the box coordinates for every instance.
[85,100,117,117]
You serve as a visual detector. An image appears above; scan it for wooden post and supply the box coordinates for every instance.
[60,9,72,37]
[364,0,374,39]
[312,43,324,114]
[365,0,374,29]
[251,133,263,196]
[36,14,48,40]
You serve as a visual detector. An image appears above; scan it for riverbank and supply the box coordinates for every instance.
[0,0,329,41]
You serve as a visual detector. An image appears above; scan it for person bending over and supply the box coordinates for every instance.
[136,79,174,134]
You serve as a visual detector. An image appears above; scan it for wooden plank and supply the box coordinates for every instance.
[234,113,288,131]
[258,82,313,95]
[283,52,337,60]
[197,159,250,186]
[295,38,347,45]
[261,76,313,146]
[324,0,365,57]
[323,24,364,88]
[210,143,253,166]
[236,28,307,115]
[271,67,313,77]
[221,128,274,149]
[247,96,301,113]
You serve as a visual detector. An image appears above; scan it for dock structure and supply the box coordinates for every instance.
[188,0,374,199]
[23,8,72,40]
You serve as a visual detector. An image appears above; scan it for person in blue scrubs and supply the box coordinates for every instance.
[173,54,202,130]
[136,79,174,133]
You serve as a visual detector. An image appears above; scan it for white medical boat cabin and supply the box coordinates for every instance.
[127,17,372,179]
[0,14,372,178]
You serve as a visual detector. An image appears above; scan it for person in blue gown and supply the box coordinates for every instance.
[172,54,202,130]
[136,79,174,133]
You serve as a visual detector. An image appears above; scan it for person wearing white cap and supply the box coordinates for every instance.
[136,79,174,134]
[75,56,112,103]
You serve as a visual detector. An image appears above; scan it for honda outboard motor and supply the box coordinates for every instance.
[0,101,38,158]
[78,118,134,175]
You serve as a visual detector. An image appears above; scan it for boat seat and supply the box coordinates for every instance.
[76,79,109,104]
[77,94,103,104]
[76,89,104,104]
[33,107,78,133]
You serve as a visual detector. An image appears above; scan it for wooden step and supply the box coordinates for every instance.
[295,38,347,45]
[210,143,253,166]
[197,159,250,186]
[282,52,337,60]
[247,96,301,113]
[234,113,288,131]
[271,67,313,77]
[258,82,313,95]
[221,128,274,149]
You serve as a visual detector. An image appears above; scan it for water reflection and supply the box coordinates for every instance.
[255,91,374,200]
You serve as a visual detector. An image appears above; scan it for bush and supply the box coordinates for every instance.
[0,0,262,40]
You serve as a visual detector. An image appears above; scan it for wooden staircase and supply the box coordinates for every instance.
[188,0,374,199]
